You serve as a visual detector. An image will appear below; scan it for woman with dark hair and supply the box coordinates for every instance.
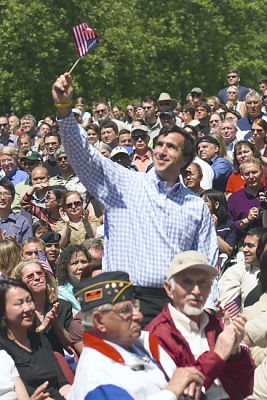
[85,123,100,147]
[12,260,72,354]
[57,244,92,314]
[251,118,267,159]
[225,140,264,195]
[201,189,236,255]
[21,185,67,231]
[0,279,71,399]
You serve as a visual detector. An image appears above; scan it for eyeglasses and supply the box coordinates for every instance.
[57,156,67,161]
[210,119,220,124]
[0,123,8,127]
[227,75,237,78]
[101,300,140,319]
[0,192,11,198]
[132,134,148,141]
[65,201,82,209]
[262,95,267,99]
[24,270,44,282]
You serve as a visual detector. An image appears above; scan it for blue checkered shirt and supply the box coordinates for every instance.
[59,114,218,287]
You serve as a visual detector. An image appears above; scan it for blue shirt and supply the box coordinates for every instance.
[0,211,33,244]
[209,156,233,192]
[2,168,28,186]
[59,114,218,287]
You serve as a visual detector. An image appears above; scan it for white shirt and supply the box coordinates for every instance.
[168,304,229,400]
[0,349,19,400]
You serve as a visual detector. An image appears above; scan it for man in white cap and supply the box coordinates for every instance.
[146,250,254,400]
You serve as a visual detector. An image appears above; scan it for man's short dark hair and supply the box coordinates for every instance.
[227,69,240,77]
[143,96,157,106]
[247,227,267,239]
[156,125,195,169]
[196,102,211,113]
[119,129,130,136]
[100,119,118,135]
[0,179,15,198]
[44,132,61,144]
[259,79,267,85]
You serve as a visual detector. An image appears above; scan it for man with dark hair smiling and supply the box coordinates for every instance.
[52,72,218,324]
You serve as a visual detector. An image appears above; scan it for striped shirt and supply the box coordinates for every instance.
[59,114,218,287]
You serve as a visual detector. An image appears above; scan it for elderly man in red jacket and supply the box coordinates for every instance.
[146,251,254,400]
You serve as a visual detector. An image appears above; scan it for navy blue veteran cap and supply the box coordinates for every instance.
[73,271,134,311]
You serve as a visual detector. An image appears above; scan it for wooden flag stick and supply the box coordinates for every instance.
[68,58,81,74]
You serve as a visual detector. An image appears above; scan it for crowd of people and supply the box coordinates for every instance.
[0,69,267,399]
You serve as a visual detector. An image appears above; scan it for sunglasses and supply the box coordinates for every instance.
[132,134,148,141]
[262,95,267,99]
[24,161,37,166]
[96,109,107,114]
[228,91,237,94]
[0,123,8,127]
[65,201,82,209]
[227,75,237,78]
[57,156,67,161]
[143,106,152,110]
[191,93,201,97]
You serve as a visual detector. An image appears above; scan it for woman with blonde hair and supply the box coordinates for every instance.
[12,259,72,354]
[0,239,21,278]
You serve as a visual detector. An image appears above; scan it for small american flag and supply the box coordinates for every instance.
[37,251,54,275]
[72,23,99,57]
[224,293,242,319]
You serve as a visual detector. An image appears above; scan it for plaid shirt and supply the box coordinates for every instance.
[59,114,218,287]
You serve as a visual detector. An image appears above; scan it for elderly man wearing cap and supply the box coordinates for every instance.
[146,251,254,400]
[130,125,154,172]
[52,73,219,325]
[70,271,205,400]
[197,136,233,192]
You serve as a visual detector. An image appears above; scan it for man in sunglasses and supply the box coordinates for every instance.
[216,69,249,104]
[52,73,218,325]
[190,88,204,106]
[130,125,153,172]
[71,271,205,400]
[0,115,18,149]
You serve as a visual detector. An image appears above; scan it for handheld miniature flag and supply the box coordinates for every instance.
[224,293,242,319]
[72,23,99,58]
[37,250,54,275]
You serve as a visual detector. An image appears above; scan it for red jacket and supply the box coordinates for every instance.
[145,305,254,400]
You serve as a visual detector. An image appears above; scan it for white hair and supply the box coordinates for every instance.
[82,303,112,331]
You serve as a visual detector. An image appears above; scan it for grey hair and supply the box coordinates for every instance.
[220,117,238,131]
[168,277,175,290]
[82,303,112,331]
[245,90,262,103]
[98,142,112,152]
[21,114,37,125]
[54,147,66,160]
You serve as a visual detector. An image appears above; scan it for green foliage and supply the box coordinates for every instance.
[0,0,266,118]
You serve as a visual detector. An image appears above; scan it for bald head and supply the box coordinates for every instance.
[31,167,50,185]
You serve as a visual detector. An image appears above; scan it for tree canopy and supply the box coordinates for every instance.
[0,0,266,118]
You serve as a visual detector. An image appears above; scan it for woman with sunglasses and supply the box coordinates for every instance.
[57,244,92,314]
[0,279,71,400]
[226,85,247,117]
[12,260,72,354]
[56,191,94,248]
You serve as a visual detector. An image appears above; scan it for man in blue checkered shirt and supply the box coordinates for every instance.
[52,73,219,324]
